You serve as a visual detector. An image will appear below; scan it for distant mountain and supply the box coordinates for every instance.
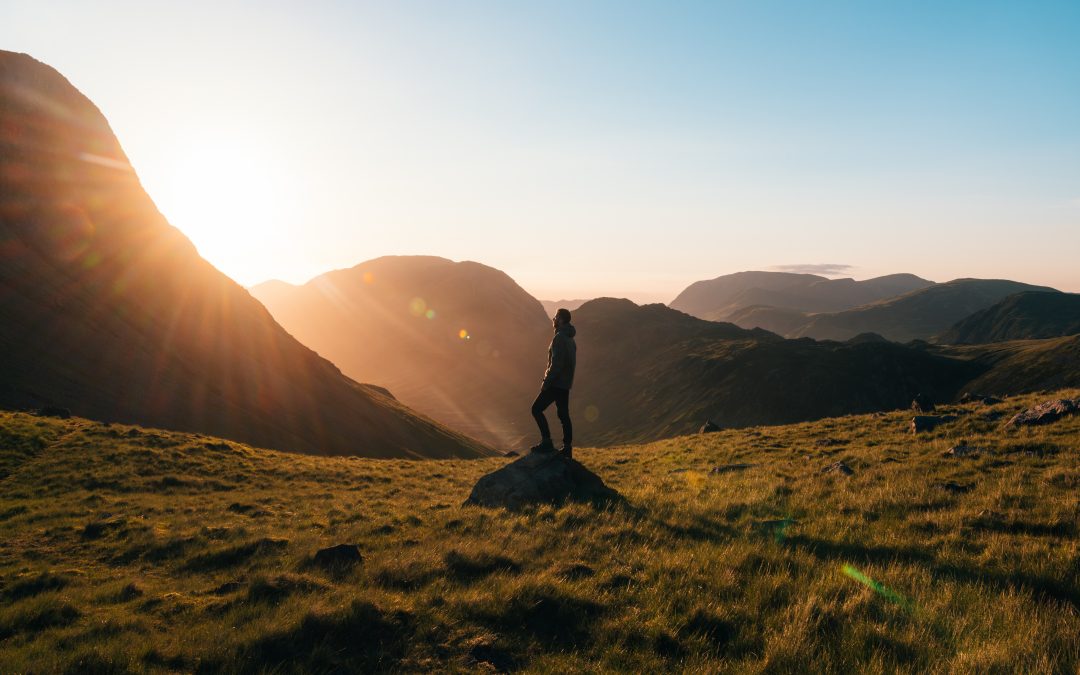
[724,304,812,337]
[792,279,1060,343]
[540,299,590,316]
[937,292,1080,344]
[568,299,978,446]
[0,51,488,459]
[252,256,551,450]
[670,271,933,321]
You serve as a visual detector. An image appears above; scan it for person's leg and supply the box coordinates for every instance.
[531,388,557,447]
[554,388,572,450]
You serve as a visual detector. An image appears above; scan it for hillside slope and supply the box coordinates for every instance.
[792,279,1059,343]
[1,395,1077,672]
[569,299,980,446]
[670,271,933,321]
[939,334,1080,395]
[251,256,550,449]
[0,51,487,459]
[938,292,1080,344]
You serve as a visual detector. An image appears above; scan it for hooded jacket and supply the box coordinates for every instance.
[542,323,577,390]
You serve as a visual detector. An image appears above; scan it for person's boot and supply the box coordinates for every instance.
[559,445,572,459]
[530,438,556,453]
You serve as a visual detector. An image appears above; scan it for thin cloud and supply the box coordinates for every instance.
[771,263,855,277]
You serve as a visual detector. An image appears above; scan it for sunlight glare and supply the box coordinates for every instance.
[138,130,294,284]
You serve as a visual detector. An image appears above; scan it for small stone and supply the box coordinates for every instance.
[822,461,854,476]
[313,544,362,569]
[943,444,981,458]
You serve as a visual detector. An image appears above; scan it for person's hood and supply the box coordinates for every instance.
[556,323,576,338]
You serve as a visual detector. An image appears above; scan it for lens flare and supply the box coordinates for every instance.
[841,564,913,611]
[409,297,426,316]
[584,404,600,422]
[425,309,436,319]
[458,329,469,340]
[362,271,375,284]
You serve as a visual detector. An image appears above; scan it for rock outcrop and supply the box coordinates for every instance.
[1005,399,1080,428]
[465,452,623,510]
[313,544,363,570]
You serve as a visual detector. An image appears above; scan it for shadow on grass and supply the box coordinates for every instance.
[182,538,288,573]
[2,571,69,601]
[444,550,521,582]
[466,582,607,648]
[197,600,410,674]
[786,535,1080,612]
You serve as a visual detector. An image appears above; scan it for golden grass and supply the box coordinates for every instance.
[1,390,1077,672]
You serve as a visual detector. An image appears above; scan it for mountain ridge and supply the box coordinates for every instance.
[937,291,1080,344]
[0,50,488,459]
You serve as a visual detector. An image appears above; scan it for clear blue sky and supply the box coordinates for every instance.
[4,1,1079,300]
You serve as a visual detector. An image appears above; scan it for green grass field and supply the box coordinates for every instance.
[1,391,1078,673]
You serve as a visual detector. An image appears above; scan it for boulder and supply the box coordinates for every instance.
[911,394,935,413]
[313,544,363,570]
[464,452,623,510]
[910,415,958,433]
[699,420,722,434]
[1005,398,1080,428]
[37,406,71,419]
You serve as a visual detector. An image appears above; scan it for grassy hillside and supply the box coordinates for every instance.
[940,335,1080,395]
[937,292,1080,344]
[570,299,980,446]
[2,391,1077,672]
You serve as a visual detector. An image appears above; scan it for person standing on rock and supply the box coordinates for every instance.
[531,308,576,458]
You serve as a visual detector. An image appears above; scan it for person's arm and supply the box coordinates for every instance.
[542,335,565,388]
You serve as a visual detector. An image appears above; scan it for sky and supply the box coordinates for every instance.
[3,1,1079,302]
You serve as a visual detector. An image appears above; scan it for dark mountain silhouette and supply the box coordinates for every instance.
[791,279,1060,343]
[251,256,551,449]
[670,271,933,321]
[568,298,979,446]
[540,299,590,316]
[0,51,488,459]
[937,292,1080,344]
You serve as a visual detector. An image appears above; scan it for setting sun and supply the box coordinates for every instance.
[138,129,296,283]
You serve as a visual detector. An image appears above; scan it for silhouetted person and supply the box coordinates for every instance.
[531,308,576,458]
